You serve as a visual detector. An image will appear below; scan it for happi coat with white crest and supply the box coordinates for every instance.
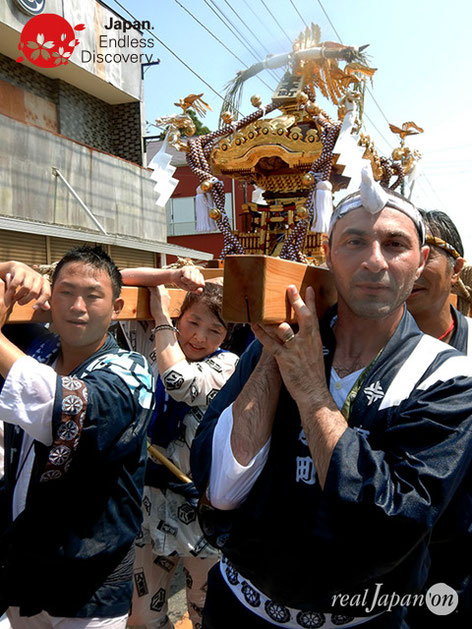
[0,327,154,618]
[191,306,472,616]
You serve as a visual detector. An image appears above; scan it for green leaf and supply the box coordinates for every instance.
[27,41,39,49]
[31,49,40,60]
[40,49,50,60]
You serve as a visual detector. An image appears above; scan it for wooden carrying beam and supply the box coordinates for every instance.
[7,287,187,324]
[6,266,224,325]
[222,255,337,324]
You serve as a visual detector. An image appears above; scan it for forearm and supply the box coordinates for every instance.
[209,404,271,509]
[298,392,348,489]
[0,331,25,379]
[121,267,175,286]
[231,349,281,465]
[153,311,187,375]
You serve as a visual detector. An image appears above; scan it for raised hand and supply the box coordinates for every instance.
[0,261,51,311]
[252,285,329,407]
[171,266,205,294]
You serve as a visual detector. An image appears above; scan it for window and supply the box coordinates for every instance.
[167,193,233,235]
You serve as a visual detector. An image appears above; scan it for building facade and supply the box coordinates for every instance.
[0,0,212,267]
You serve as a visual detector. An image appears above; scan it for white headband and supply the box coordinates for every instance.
[329,165,425,244]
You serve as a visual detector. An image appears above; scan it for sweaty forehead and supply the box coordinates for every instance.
[332,206,420,241]
[55,262,111,287]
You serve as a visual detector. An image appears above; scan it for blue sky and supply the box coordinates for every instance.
[108,0,472,254]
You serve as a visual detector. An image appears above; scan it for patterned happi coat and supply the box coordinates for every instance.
[119,320,238,558]
[0,331,154,618]
[191,307,472,617]
[407,306,472,627]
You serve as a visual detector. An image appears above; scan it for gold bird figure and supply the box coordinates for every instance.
[389,121,424,140]
[174,93,213,117]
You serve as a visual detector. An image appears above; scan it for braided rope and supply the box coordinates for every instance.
[186,104,278,258]
[279,114,340,261]
[379,157,405,191]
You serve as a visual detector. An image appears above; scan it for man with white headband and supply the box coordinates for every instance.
[191,171,472,628]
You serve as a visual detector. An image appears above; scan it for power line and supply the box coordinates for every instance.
[240,0,280,42]
[316,0,343,42]
[222,0,272,56]
[314,1,450,209]
[221,0,284,82]
[205,0,264,62]
[316,0,391,128]
[289,0,309,29]
[362,114,394,151]
[418,173,446,209]
[203,0,269,70]
[258,0,293,45]
[202,0,280,85]
[426,144,472,154]
[173,0,275,93]
[109,0,229,105]
[365,89,391,127]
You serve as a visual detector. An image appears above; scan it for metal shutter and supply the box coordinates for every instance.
[49,237,102,262]
[0,230,47,265]
[110,246,156,269]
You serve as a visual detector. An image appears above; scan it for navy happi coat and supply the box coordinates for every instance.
[191,308,472,615]
[0,331,154,618]
[407,307,472,627]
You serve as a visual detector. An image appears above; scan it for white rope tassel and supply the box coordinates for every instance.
[313,180,333,232]
[195,185,217,232]
[359,164,389,214]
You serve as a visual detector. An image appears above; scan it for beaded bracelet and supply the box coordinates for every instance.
[152,324,179,335]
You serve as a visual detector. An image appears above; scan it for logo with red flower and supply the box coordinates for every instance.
[16,13,85,68]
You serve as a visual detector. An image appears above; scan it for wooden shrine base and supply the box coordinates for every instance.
[222,255,337,324]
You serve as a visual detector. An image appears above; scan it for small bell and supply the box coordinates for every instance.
[250,94,262,108]
[297,92,309,105]
[301,173,315,187]
[222,111,234,124]
[296,206,309,219]
[201,179,214,193]
[209,208,222,221]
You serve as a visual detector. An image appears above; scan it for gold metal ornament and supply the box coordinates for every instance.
[296,206,309,219]
[250,94,262,107]
[391,147,405,161]
[209,208,222,221]
[297,92,309,105]
[305,101,319,115]
[301,173,315,187]
[174,93,212,117]
[201,179,214,193]
[389,121,423,141]
[222,111,234,124]
[185,123,196,137]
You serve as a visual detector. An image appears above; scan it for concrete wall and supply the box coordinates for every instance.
[0,53,142,164]
[0,114,165,241]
